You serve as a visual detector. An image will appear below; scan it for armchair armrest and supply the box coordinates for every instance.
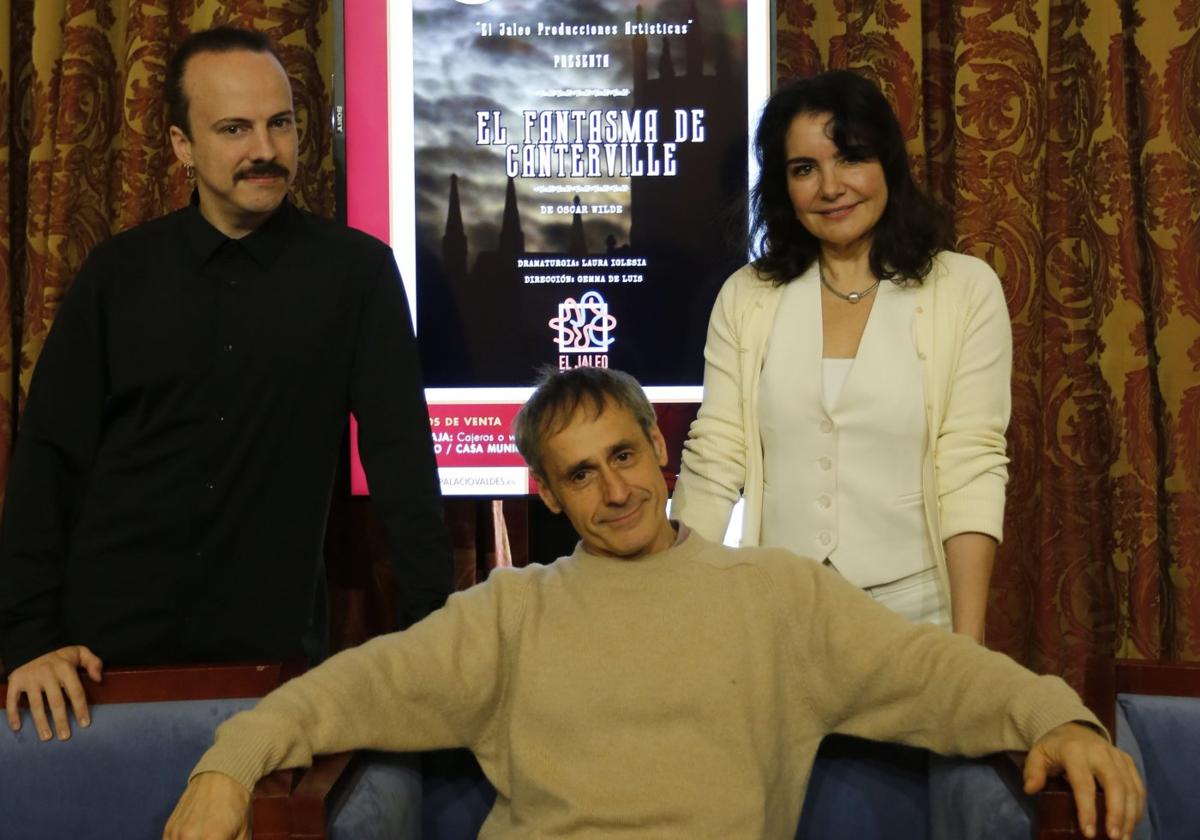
[250,754,356,840]
[980,751,1106,840]
[251,769,301,840]
[1035,657,1200,840]
[1036,775,1103,839]
[252,750,422,840]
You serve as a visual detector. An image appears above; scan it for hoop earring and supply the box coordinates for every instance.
[185,164,195,179]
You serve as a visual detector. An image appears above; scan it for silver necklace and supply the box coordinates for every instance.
[818,262,880,304]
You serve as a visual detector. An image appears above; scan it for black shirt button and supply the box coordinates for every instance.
[222,343,234,352]
[216,413,225,423]
[204,481,215,491]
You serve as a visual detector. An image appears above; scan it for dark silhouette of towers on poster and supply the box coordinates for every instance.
[418,0,748,388]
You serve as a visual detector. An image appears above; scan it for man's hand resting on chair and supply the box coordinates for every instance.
[5,645,103,741]
[163,772,251,840]
[1024,721,1146,840]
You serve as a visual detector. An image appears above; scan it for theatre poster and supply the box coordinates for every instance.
[352,0,768,496]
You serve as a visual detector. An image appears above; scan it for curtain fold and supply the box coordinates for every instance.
[776,0,1200,680]
[1,3,24,504]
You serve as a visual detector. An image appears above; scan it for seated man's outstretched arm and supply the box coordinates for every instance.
[774,556,1144,840]
[162,571,520,840]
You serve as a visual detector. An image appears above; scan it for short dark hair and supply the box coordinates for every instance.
[165,26,283,138]
[513,367,657,480]
[750,69,952,285]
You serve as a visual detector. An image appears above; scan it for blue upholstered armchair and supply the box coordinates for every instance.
[0,662,338,840]
[0,661,422,840]
[5,658,1190,839]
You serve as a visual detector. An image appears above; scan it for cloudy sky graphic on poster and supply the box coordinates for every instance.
[412,0,747,255]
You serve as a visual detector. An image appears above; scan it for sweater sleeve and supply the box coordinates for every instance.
[349,247,453,627]
[673,267,754,542]
[935,256,1012,541]
[190,570,525,790]
[0,258,108,669]
[775,554,1101,755]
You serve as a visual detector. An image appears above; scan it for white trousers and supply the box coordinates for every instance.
[827,562,951,629]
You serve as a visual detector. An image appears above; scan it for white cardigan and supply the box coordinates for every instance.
[672,251,1012,590]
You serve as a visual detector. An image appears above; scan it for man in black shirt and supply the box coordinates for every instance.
[0,27,451,742]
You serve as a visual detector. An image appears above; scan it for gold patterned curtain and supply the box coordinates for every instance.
[777,0,1200,682]
[0,0,335,506]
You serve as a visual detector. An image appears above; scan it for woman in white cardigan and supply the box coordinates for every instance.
[672,71,1011,641]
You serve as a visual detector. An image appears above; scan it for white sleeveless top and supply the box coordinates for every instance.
[758,277,933,588]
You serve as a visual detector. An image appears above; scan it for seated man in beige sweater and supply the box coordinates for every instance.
[165,367,1143,840]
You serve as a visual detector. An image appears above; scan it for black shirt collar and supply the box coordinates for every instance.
[184,190,299,268]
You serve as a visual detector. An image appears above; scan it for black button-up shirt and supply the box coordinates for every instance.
[0,198,451,669]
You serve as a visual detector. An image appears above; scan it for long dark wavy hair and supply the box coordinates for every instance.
[750,70,952,285]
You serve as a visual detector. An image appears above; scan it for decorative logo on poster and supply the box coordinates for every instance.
[549,290,616,368]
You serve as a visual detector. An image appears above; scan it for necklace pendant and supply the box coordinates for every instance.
[846,291,861,303]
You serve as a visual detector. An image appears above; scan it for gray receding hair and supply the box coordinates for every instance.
[513,367,657,480]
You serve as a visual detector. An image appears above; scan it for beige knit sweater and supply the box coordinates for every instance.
[193,531,1096,839]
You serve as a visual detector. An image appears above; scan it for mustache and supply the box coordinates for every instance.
[235,162,290,181]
